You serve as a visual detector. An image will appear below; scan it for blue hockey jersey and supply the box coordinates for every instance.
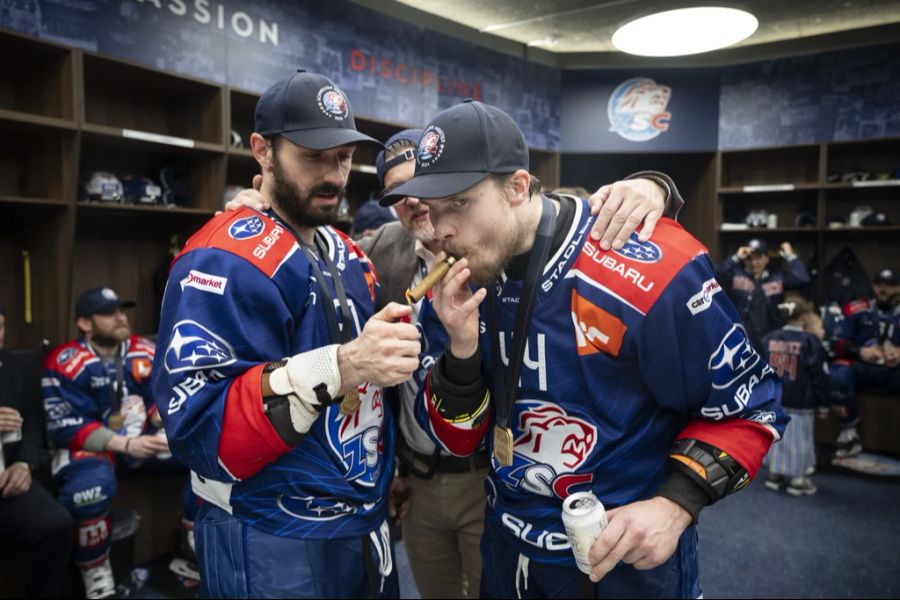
[834,298,900,358]
[152,208,391,540]
[415,198,787,566]
[43,335,156,456]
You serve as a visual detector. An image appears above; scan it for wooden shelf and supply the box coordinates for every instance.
[823,225,900,234]
[0,108,77,130]
[228,147,255,159]
[82,123,225,154]
[0,195,68,207]
[76,202,214,216]
[720,227,818,234]
[718,183,821,194]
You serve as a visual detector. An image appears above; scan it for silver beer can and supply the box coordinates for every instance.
[562,491,607,574]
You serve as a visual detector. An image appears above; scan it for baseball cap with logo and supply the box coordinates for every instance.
[746,239,768,254]
[254,70,381,150]
[379,100,529,206]
[75,287,136,319]
[873,269,899,285]
[375,128,424,190]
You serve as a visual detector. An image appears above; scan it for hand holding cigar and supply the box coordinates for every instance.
[405,256,457,304]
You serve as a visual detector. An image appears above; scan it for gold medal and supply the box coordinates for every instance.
[108,414,125,431]
[340,389,361,416]
[493,425,514,466]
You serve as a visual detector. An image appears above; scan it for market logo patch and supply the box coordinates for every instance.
[708,324,759,389]
[607,77,672,142]
[164,320,237,374]
[228,215,265,240]
[317,86,349,120]
[417,126,445,168]
[614,234,662,263]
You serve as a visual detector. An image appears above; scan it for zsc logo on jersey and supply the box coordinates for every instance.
[708,324,759,389]
[614,234,662,263]
[164,320,237,374]
[417,126,445,168]
[608,77,672,142]
[317,86,349,120]
[276,495,357,521]
[496,400,597,499]
[228,215,265,240]
[325,383,384,487]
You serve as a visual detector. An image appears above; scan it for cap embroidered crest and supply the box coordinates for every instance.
[417,126,445,168]
[101,288,118,300]
[317,86,349,120]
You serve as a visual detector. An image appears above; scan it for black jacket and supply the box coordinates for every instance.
[0,348,47,470]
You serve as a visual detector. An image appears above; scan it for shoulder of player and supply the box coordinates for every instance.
[175,208,299,279]
[127,335,156,358]
[571,218,709,316]
[843,298,873,317]
[44,339,96,380]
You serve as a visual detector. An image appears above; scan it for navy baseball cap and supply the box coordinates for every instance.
[254,70,381,150]
[379,100,529,206]
[353,198,397,233]
[375,128,424,189]
[873,269,899,285]
[75,288,135,319]
[747,239,768,254]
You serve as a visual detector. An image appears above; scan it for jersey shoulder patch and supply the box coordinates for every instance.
[128,335,156,357]
[45,340,95,380]
[571,218,707,316]
[177,208,298,279]
[843,299,872,317]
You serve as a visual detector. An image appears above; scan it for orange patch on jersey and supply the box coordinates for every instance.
[570,291,627,357]
[132,358,152,383]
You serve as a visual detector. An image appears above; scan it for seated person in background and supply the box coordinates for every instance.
[829,268,900,457]
[352,196,397,240]
[715,238,811,350]
[763,297,829,496]
[42,288,198,599]
[0,308,74,599]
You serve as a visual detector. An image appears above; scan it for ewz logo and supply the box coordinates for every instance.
[495,400,597,499]
[608,77,672,142]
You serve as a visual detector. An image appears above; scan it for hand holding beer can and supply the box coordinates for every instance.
[562,491,607,574]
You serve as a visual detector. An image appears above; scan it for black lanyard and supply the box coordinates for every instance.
[269,211,353,345]
[487,196,557,433]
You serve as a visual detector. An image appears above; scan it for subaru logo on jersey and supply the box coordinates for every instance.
[164,320,237,374]
[228,215,265,240]
[325,383,384,487]
[709,324,760,389]
[417,126,445,167]
[57,347,76,365]
[317,86,349,120]
[495,400,597,499]
[276,495,357,521]
[608,77,672,142]
[614,234,662,263]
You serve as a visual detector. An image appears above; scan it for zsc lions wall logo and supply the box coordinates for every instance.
[607,77,672,142]
[495,400,597,499]
[317,85,349,120]
[164,320,237,374]
[614,232,662,263]
[709,324,759,389]
[228,215,265,240]
[417,126,445,168]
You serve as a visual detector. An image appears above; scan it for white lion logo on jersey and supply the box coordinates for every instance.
[496,400,597,499]
[325,383,384,487]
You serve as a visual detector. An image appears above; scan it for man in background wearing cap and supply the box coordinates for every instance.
[153,70,421,598]
[715,238,811,350]
[365,127,686,598]
[42,287,195,599]
[829,268,900,457]
[353,196,398,240]
[381,100,785,598]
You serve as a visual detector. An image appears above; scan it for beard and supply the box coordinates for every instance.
[408,211,436,244]
[271,153,346,228]
[91,325,130,347]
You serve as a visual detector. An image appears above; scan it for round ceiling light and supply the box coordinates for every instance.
[612,7,758,56]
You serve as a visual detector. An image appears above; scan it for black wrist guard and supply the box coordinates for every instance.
[669,438,750,503]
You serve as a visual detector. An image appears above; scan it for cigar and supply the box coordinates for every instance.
[405,256,457,304]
